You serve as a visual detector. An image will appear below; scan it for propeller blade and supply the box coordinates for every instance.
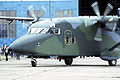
[28,5,36,18]
[28,5,38,23]
[94,27,102,41]
[91,1,100,18]
[104,3,113,16]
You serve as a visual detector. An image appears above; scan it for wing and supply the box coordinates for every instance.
[0,16,34,21]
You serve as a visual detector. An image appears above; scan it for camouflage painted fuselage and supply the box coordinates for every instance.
[9,16,120,60]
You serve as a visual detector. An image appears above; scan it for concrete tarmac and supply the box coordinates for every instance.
[0,57,120,80]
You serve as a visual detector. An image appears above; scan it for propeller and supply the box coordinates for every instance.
[22,5,38,28]
[91,1,114,41]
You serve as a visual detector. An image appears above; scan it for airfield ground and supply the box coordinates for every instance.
[0,57,120,80]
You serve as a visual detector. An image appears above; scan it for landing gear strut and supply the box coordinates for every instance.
[108,59,117,66]
[31,58,37,67]
[64,58,73,65]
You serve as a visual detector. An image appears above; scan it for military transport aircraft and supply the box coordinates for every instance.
[1,1,120,67]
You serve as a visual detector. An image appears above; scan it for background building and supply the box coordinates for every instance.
[0,0,78,46]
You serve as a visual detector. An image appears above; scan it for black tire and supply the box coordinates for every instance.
[108,59,117,66]
[64,58,73,65]
[31,59,37,67]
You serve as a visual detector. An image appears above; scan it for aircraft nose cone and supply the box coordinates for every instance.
[9,34,38,54]
[9,35,28,53]
[9,40,22,53]
[9,34,53,54]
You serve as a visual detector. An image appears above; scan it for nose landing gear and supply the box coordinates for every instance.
[31,58,37,67]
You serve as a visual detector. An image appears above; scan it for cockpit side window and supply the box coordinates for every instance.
[48,28,60,35]
[48,28,54,34]
[55,28,60,34]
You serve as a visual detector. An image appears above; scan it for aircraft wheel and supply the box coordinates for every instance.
[31,59,37,67]
[64,58,73,65]
[108,59,117,66]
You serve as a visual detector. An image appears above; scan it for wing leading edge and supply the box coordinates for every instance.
[0,16,34,21]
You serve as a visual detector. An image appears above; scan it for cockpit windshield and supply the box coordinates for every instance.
[27,27,60,35]
[27,21,60,35]
[40,28,50,34]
